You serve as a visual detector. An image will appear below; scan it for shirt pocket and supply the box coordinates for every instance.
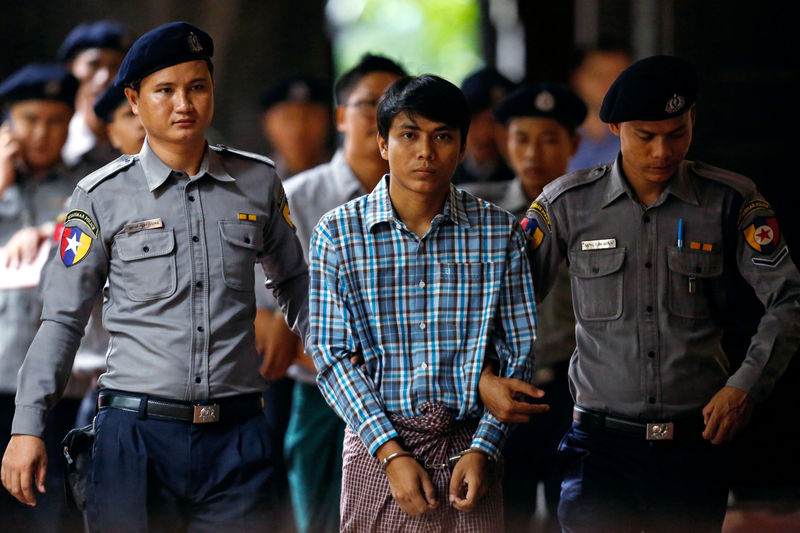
[435,261,502,348]
[218,220,263,291]
[115,228,177,302]
[666,247,723,319]
[568,248,625,321]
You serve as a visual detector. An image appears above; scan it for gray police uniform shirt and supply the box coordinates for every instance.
[12,140,309,436]
[527,156,800,419]
[254,149,367,383]
[463,178,575,374]
[0,167,78,394]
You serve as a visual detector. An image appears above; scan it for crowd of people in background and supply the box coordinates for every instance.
[1,18,798,533]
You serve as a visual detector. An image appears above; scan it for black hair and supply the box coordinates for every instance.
[333,53,406,106]
[377,75,470,149]
[129,59,214,92]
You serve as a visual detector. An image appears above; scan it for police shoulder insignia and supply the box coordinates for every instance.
[738,199,772,228]
[60,210,97,267]
[520,216,545,249]
[276,186,294,228]
[526,201,550,231]
[743,216,780,255]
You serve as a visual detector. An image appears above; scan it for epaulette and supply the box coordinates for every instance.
[77,154,138,192]
[689,160,757,198]
[542,164,610,201]
[211,144,275,168]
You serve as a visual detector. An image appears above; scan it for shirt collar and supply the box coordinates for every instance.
[601,154,699,208]
[140,139,234,192]
[364,175,472,232]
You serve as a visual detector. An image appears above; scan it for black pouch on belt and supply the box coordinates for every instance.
[61,423,94,510]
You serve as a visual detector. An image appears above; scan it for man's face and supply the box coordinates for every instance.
[69,47,125,100]
[378,111,464,198]
[507,117,578,197]
[465,108,502,164]
[125,60,214,149]
[107,101,146,155]
[336,71,401,161]
[610,109,695,187]
[9,100,73,171]
[261,100,330,173]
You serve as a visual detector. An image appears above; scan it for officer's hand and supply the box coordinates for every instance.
[255,308,298,379]
[349,347,365,369]
[702,386,754,445]
[449,449,488,512]
[3,226,44,268]
[478,366,549,423]
[379,441,438,516]
[1,434,47,506]
[0,122,20,195]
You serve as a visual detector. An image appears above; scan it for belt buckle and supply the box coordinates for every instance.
[193,404,220,423]
[646,422,674,440]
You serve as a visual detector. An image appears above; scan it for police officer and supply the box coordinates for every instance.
[470,83,586,532]
[93,83,146,157]
[1,21,309,532]
[506,56,800,532]
[0,63,80,533]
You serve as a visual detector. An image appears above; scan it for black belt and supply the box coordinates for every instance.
[573,406,705,441]
[98,390,264,424]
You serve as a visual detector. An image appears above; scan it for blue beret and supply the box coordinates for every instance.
[494,83,587,132]
[57,20,131,62]
[93,83,128,123]
[460,67,516,113]
[0,64,79,106]
[260,75,331,110]
[115,21,213,87]
[600,55,698,123]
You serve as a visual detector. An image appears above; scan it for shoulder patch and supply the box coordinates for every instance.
[276,183,294,228]
[77,155,137,192]
[738,199,773,227]
[542,164,609,201]
[61,209,98,267]
[690,160,756,197]
[526,201,550,230]
[212,144,275,168]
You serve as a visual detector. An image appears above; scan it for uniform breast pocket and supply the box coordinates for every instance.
[115,229,177,301]
[666,248,723,319]
[568,248,626,321]
[219,220,264,291]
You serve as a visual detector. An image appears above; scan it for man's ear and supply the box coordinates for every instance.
[608,122,621,137]
[377,132,389,161]
[335,106,347,133]
[124,87,139,116]
[570,132,582,157]
[690,106,697,127]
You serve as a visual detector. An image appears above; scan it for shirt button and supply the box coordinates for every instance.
[648,351,655,358]
[244,237,251,244]
[643,215,651,223]
[591,266,599,274]
[419,322,426,330]
[195,377,201,383]
[188,195,195,202]
[646,305,653,312]
[195,281,202,288]
[192,236,199,242]
[419,281,426,288]
[420,362,428,370]
[197,326,204,332]
[645,261,652,268]
[142,246,149,252]
[649,397,656,404]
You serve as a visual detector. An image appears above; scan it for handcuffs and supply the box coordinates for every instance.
[381,448,488,471]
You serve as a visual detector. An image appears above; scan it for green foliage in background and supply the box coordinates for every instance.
[327,0,482,86]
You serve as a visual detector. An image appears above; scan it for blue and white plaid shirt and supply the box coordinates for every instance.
[309,176,536,460]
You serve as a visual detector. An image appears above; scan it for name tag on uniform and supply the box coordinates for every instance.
[124,218,164,234]
[581,238,616,251]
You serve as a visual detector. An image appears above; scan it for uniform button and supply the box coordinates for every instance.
[419,322,426,330]
[695,266,702,273]
[648,351,655,358]
[419,281,426,288]
[420,362,428,370]
[646,305,653,312]
[192,236,199,242]
[648,397,656,404]
[643,215,651,223]
[195,281,202,288]
[591,266,599,274]
[195,377,201,383]
[645,261,652,268]
[142,246,149,252]
[188,195,195,202]
[197,326,204,332]
[244,237,250,244]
